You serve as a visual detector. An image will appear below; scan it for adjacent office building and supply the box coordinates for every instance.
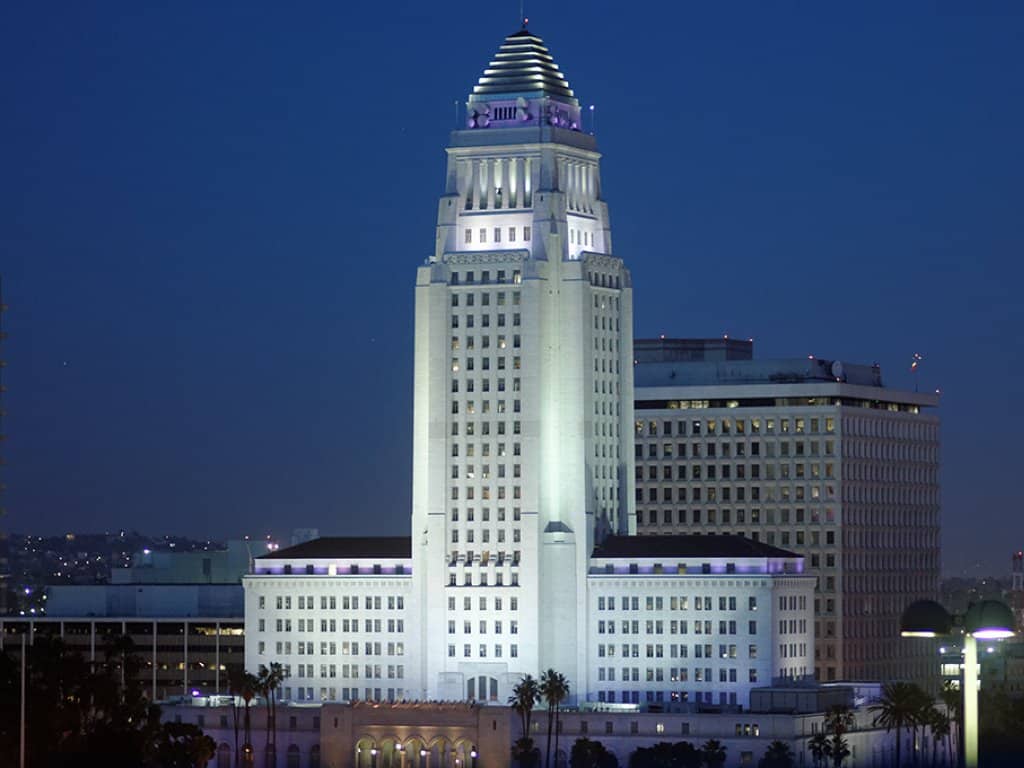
[2,540,253,699]
[632,338,941,684]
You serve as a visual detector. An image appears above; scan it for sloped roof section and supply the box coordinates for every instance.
[593,534,799,560]
[471,29,577,104]
[258,536,411,560]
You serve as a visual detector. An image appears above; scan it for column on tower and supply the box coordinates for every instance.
[467,160,479,210]
[483,158,495,210]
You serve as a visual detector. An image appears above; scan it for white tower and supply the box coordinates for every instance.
[411,28,635,703]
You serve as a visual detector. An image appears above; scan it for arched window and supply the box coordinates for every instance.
[287,744,301,768]
[217,743,231,768]
[466,675,499,701]
[309,745,321,768]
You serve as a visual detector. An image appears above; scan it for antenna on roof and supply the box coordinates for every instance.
[520,0,527,29]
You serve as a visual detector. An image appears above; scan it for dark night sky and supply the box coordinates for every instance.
[2,3,1021,576]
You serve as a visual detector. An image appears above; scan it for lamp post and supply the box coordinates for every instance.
[397,743,405,768]
[470,746,478,768]
[900,599,1016,768]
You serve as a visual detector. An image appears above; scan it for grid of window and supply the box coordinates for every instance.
[632,402,940,682]
[590,286,625,529]
[251,584,412,701]
[590,580,812,705]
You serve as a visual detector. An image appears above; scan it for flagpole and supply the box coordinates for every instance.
[911,353,922,393]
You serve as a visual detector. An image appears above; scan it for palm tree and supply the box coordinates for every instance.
[758,740,794,768]
[871,681,922,768]
[540,669,570,768]
[908,687,935,768]
[825,736,850,768]
[925,708,949,768]
[510,674,542,768]
[226,666,245,767]
[823,706,855,768]
[700,739,726,768]
[807,734,829,768]
[510,675,542,741]
[258,662,286,766]
[102,633,138,701]
[239,671,260,767]
[939,682,961,765]
[256,665,272,766]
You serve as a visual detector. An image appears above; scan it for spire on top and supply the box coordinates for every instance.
[469,29,577,105]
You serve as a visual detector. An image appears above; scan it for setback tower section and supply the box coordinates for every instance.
[411,29,635,703]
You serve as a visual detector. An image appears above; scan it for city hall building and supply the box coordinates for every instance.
[244,28,814,709]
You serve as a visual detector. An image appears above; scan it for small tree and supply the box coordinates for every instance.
[758,741,795,768]
[571,738,618,768]
[151,721,217,768]
[807,734,829,768]
[823,706,855,768]
[513,738,542,768]
[700,739,726,768]
[671,741,702,768]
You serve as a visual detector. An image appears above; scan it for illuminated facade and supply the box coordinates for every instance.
[411,26,635,702]
[244,29,816,709]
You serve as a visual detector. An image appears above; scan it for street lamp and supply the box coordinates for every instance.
[470,746,478,768]
[900,599,1016,768]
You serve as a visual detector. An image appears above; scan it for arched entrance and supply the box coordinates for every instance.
[356,737,379,768]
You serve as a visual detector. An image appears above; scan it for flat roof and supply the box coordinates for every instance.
[258,537,412,560]
[592,534,800,560]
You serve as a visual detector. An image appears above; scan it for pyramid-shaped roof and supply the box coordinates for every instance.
[470,29,577,104]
